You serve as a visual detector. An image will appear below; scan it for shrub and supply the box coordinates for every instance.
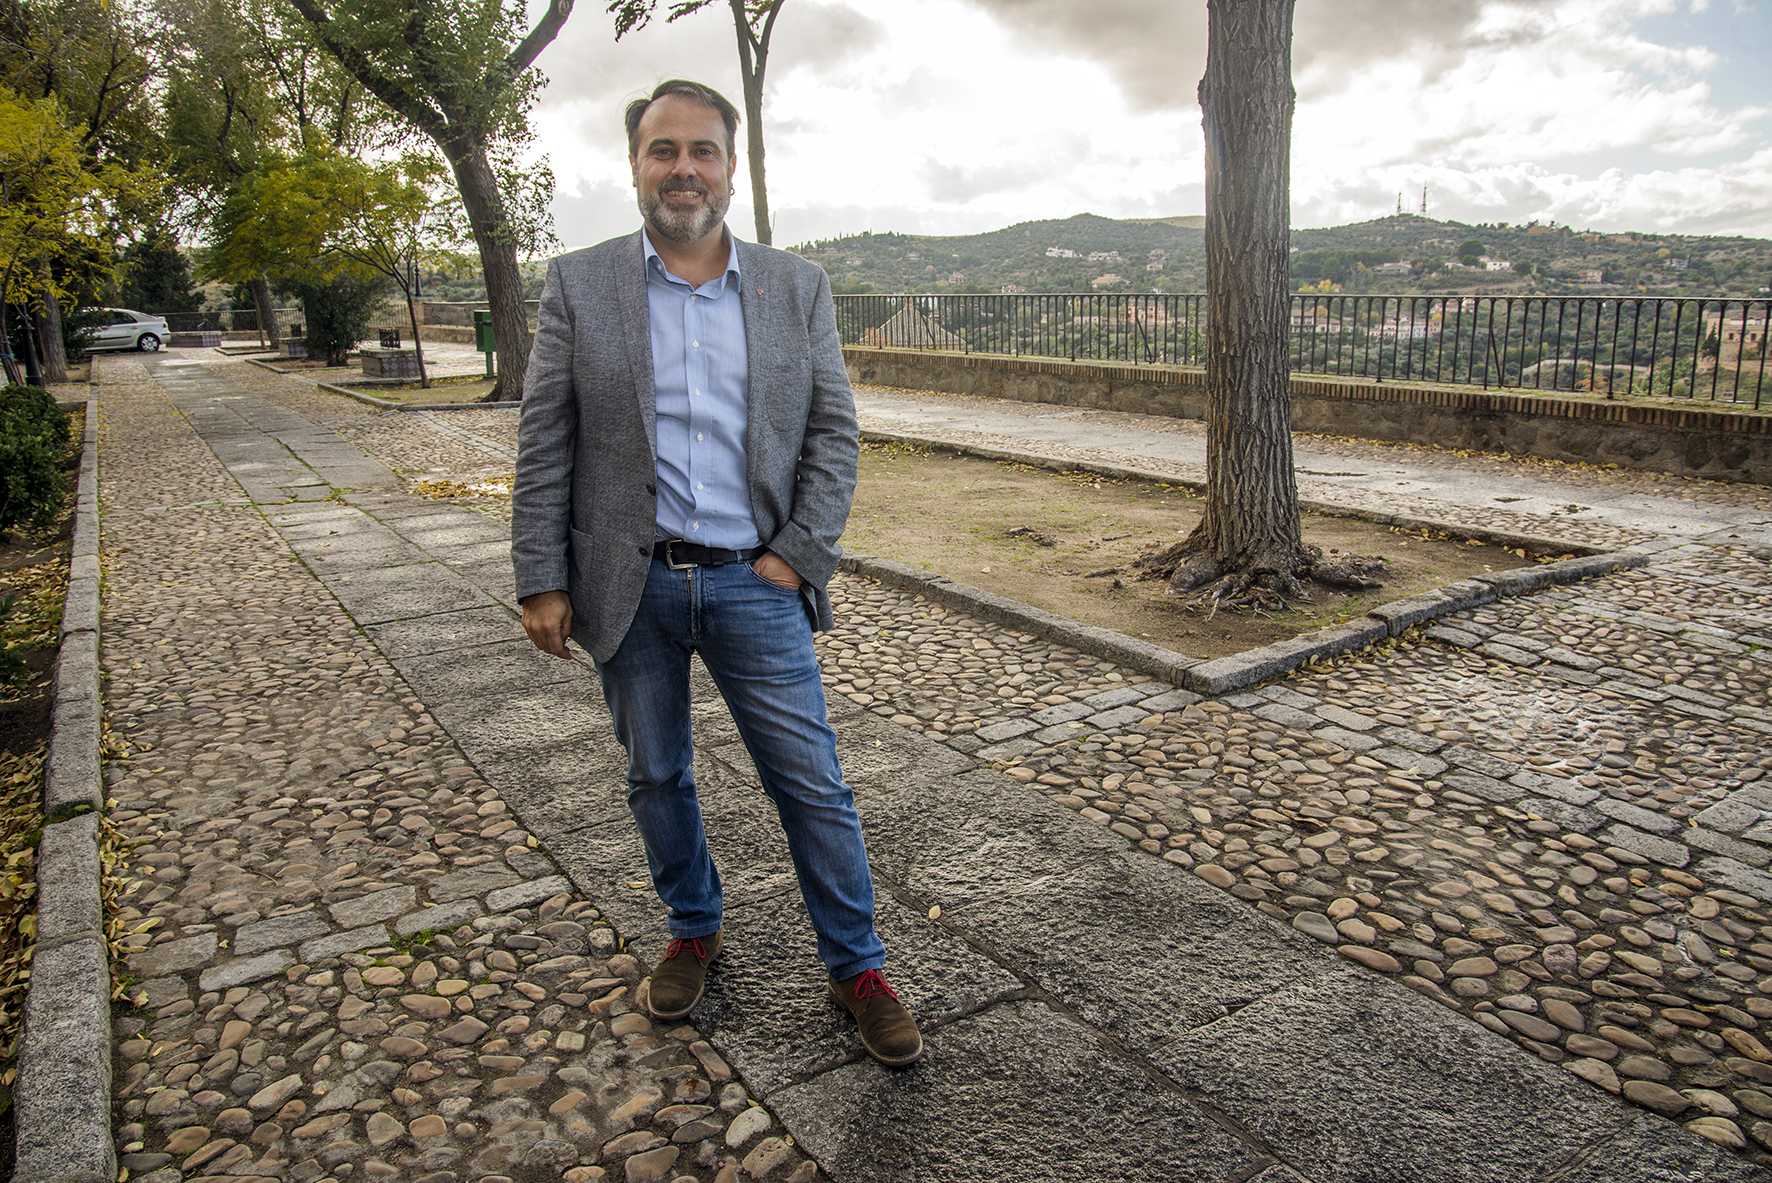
[0,383,71,533]
[284,271,386,366]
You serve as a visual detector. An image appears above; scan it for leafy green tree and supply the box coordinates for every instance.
[210,144,475,382]
[0,0,159,380]
[283,0,575,397]
[611,0,786,245]
[0,92,155,384]
[117,229,206,314]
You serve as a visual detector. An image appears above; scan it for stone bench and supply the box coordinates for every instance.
[361,348,422,379]
[281,338,307,359]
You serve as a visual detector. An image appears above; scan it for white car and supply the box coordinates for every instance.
[85,308,171,352]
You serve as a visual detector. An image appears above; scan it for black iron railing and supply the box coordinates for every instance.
[834,293,1772,409]
[140,308,301,334]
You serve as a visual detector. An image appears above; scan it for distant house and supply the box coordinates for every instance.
[905,252,920,260]
[1045,247,1078,258]
[1666,258,1688,270]
[1479,257,1512,272]
[1090,273,1126,288]
[1145,261,1164,271]
[999,283,1025,294]
[1087,251,1120,261]
[1580,269,1605,284]
[1148,248,1167,259]
[1701,311,1769,365]
[948,272,966,284]
[1372,261,1413,274]
[845,257,863,265]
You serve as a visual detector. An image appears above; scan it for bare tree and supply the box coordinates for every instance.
[610,0,784,245]
[1135,0,1380,609]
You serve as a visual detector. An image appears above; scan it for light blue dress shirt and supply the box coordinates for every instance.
[643,228,758,550]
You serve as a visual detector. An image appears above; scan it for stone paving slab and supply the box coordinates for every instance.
[767,998,1271,1183]
[316,561,501,625]
[690,883,1026,1098]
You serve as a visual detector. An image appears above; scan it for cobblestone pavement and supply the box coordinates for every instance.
[98,352,1772,1181]
[100,355,819,1183]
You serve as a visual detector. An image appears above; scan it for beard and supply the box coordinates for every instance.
[639,177,729,244]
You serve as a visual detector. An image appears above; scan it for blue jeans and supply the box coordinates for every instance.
[594,558,885,980]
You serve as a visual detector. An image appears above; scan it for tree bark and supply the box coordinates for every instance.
[251,273,281,348]
[34,259,68,384]
[1141,0,1300,598]
[404,287,429,388]
[730,0,779,246]
[443,138,530,400]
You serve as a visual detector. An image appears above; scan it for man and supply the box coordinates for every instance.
[511,79,922,1067]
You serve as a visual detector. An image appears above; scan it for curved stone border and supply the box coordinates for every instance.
[244,354,521,414]
[839,432,1652,696]
[313,378,519,415]
[14,359,115,1183]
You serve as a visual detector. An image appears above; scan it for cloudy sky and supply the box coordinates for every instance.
[527,0,1772,250]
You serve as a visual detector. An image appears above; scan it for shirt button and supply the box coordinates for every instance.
[696,432,703,441]
[691,341,699,348]
[692,522,700,530]
[696,482,703,490]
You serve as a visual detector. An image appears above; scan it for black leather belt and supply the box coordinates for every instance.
[653,539,767,569]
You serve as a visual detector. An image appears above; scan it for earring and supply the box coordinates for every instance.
[729,186,735,196]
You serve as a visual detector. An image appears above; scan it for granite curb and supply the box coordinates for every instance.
[242,355,520,414]
[840,547,1651,699]
[315,377,521,414]
[14,383,116,1183]
[859,427,1614,560]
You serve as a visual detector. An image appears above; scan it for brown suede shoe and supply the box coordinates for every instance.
[648,930,721,1020]
[829,969,924,1066]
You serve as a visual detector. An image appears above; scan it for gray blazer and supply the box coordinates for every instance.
[511,229,859,663]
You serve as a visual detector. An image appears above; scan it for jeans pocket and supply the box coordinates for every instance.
[744,561,800,592]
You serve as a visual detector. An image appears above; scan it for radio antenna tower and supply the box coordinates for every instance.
[1397,192,1403,215]
[1420,186,1429,216]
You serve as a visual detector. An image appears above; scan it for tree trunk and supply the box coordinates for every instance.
[34,259,68,384]
[252,273,281,348]
[444,138,530,400]
[405,288,429,388]
[732,0,772,246]
[1142,0,1300,598]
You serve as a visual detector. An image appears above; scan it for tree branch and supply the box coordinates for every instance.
[285,0,450,138]
[496,0,575,91]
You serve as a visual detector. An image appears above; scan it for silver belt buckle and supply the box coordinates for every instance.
[663,539,696,570]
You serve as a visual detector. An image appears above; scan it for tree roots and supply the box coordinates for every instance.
[1131,536,1387,618]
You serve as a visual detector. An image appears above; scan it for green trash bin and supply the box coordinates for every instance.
[473,309,495,377]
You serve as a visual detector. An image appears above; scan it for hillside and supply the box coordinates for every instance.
[789,212,1772,298]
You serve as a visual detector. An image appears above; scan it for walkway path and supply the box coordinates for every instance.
[100,352,1772,1183]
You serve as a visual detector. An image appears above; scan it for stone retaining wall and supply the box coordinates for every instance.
[843,347,1772,485]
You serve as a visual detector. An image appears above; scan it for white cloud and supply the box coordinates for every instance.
[523,0,1772,250]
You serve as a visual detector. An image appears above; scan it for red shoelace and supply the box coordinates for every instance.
[851,969,898,1001]
[666,935,709,961]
